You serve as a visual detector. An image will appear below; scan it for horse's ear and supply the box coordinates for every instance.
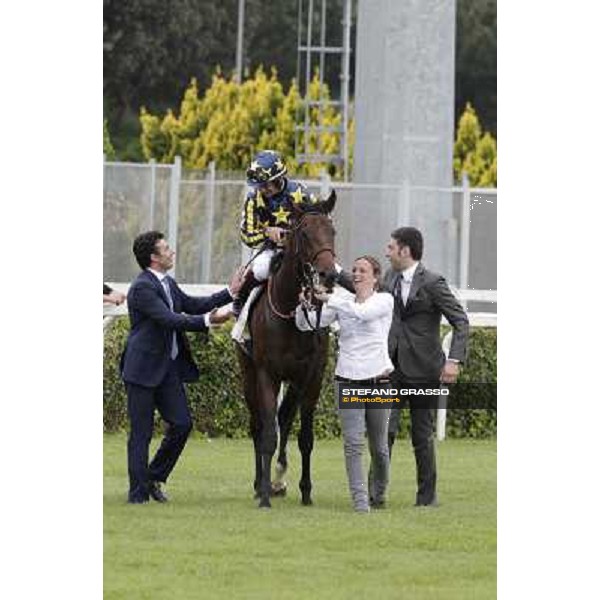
[320,189,337,214]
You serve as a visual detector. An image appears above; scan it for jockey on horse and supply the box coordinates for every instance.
[232,150,321,327]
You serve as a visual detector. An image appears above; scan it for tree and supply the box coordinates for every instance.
[103,119,116,160]
[453,103,497,186]
[456,0,497,134]
[140,67,349,178]
[104,0,237,122]
[243,0,349,98]
[105,0,496,159]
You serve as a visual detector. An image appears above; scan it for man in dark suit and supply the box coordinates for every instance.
[121,230,244,504]
[383,227,469,506]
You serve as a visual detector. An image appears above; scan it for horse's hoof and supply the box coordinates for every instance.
[258,498,272,509]
[270,481,287,497]
[301,496,313,506]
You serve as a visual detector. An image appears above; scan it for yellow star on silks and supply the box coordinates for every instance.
[274,158,284,171]
[273,205,291,224]
[290,187,304,204]
[250,160,260,171]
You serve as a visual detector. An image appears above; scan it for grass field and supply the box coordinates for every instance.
[104,434,496,599]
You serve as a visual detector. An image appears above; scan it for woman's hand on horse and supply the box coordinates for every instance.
[313,286,331,303]
[299,286,313,306]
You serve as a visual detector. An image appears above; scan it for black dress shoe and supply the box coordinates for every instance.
[148,481,169,503]
[414,499,439,508]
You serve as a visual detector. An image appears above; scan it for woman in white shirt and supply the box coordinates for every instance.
[296,256,394,513]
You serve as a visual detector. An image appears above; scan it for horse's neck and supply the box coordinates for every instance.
[271,251,300,314]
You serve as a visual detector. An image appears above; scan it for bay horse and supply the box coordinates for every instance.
[236,191,337,508]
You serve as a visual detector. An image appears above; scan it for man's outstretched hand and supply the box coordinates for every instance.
[104,290,126,305]
[208,307,233,326]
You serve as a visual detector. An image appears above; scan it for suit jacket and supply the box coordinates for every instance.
[383,263,469,382]
[120,270,233,387]
[336,264,469,382]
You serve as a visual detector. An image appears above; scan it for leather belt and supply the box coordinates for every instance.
[335,375,391,386]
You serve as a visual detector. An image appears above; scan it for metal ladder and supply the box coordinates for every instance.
[295,0,353,180]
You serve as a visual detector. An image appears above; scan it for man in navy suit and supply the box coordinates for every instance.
[121,230,244,504]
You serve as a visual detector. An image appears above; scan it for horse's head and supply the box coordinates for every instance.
[286,190,337,290]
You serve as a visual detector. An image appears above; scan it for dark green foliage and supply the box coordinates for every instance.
[103,119,116,159]
[103,0,237,118]
[104,320,496,438]
[103,318,130,431]
[442,326,497,438]
[456,0,497,135]
[104,0,497,158]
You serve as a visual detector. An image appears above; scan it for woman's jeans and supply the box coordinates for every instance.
[338,404,390,511]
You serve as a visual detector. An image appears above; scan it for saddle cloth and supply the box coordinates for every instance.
[231,285,264,343]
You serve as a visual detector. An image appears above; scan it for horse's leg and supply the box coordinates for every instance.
[298,402,316,506]
[273,385,298,495]
[250,414,262,498]
[237,347,261,497]
[298,340,329,506]
[256,369,279,509]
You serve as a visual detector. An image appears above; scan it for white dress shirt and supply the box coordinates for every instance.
[399,261,419,306]
[295,288,394,380]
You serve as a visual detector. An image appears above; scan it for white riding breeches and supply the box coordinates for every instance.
[252,248,280,281]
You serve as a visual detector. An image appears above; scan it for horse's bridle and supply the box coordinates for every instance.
[289,212,335,265]
[267,211,335,324]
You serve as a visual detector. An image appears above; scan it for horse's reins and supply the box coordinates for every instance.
[267,277,296,319]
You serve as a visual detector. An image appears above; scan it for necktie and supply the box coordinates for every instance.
[395,273,404,305]
[162,278,179,360]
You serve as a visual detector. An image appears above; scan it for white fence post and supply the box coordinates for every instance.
[149,158,156,229]
[202,161,216,283]
[320,169,331,199]
[446,216,458,285]
[459,172,471,290]
[168,156,182,277]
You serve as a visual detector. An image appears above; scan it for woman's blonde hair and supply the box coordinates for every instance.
[354,255,382,291]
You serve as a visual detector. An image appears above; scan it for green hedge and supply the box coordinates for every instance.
[104,320,496,438]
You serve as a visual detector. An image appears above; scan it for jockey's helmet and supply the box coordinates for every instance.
[246,150,287,186]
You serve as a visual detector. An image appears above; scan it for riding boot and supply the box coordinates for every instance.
[232,271,261,318]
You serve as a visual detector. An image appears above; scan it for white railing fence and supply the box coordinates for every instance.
[104,160,497,306]
[103,284,496,334]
